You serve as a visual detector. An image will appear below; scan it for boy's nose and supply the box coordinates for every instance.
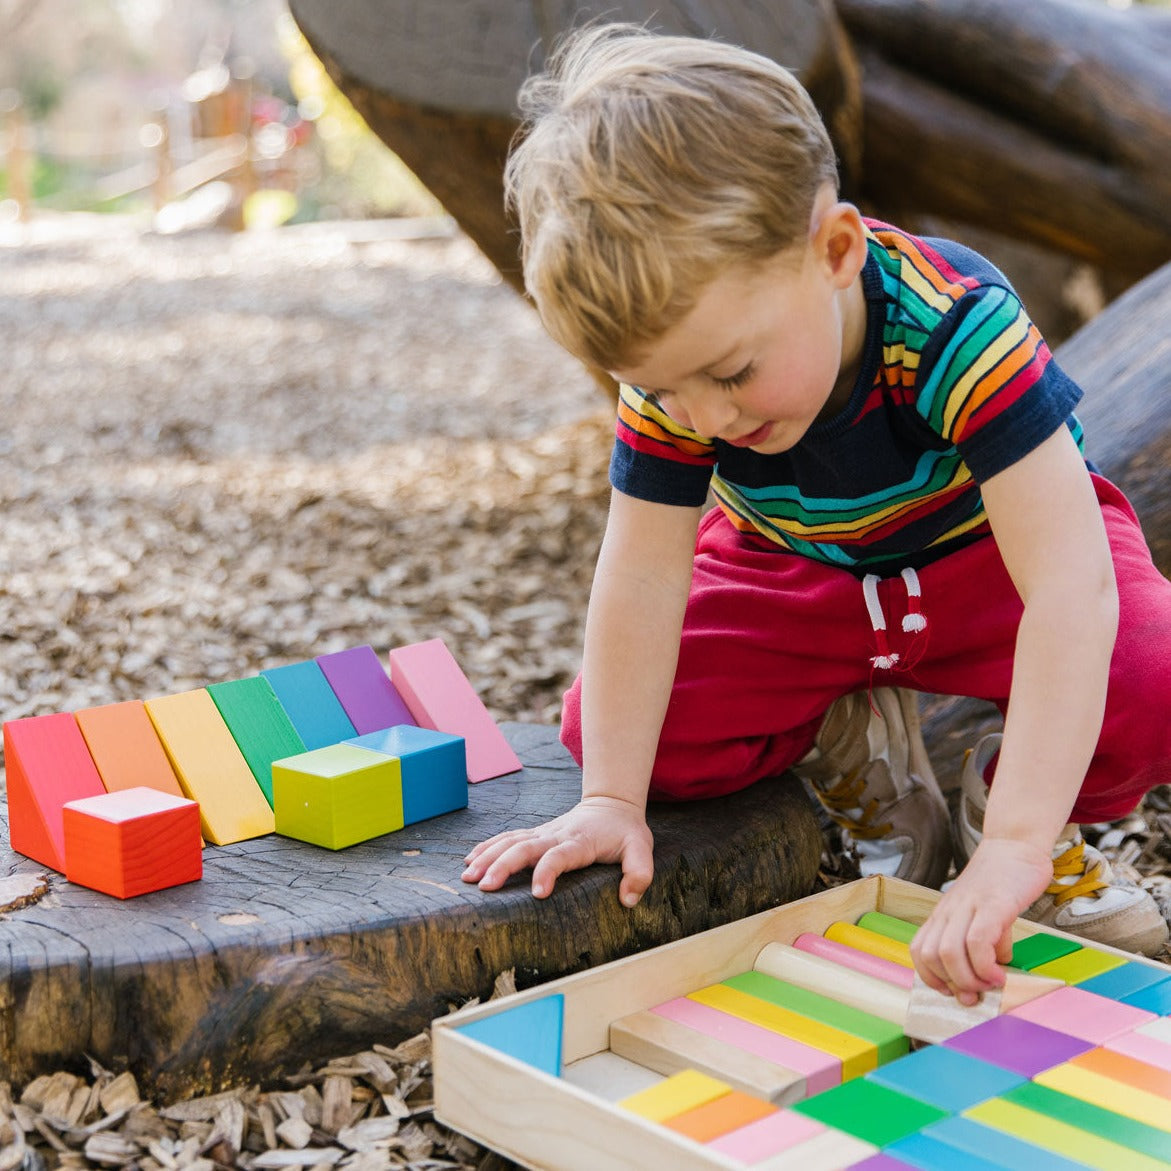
[688,394,738,439]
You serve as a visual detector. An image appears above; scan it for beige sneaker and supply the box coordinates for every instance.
[954,733,1169,956]
[793,688,951,889]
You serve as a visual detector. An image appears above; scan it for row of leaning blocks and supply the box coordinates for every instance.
[3,639,522,898]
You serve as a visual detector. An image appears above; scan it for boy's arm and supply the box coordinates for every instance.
[911,425,1118,1003]
[462,488,702,905]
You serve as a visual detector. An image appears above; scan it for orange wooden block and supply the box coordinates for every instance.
[75,700,184,797]
[663,1089,777,1143]
[1071,1044,1171,1098]
[3,712,106,870]
[63,787,202,899]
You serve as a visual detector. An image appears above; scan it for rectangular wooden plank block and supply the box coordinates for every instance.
[706,1109,827,1164]
[887,1130,1023,1171]
[789,1077,947,1147]
[4,712,106,870]
[316,645,414,736]
[63,787,201,898]
[943,1014,1095,1078]
[618,1069,731,1123]
[344,725,467,825]
[207,676,307,806]
[1121,977,1171,1014]
[260,659,357,750]
[272,744,404,850]
[1077,961,1171,1002]
[1007,984,1155,1043]
[663,1089,776,1143]
[1032,1062,1171,1133]
[855,911,919,944]
[455,994,563,1078]
[561,1051,664,1102]
[609,1008,807,1105]
[1108,1019,1171,1071]
[865,1043,1025,1113]
[1009,932,1082,971]
[846,1156,925,1171]
[74,700,184,797]
[919,1115,1092,1171]
[144,689,275,845]
[752,1127,877,1171]
[387,638,522,782]
[823,922,914,968]
[1029,947,1125,984]
[1068,1044,1171,1097]
[791,932,914,989]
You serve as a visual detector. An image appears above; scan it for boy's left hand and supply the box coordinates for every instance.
[910,837,1053,1005]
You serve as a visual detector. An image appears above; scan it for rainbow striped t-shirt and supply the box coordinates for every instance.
[609,220,1084,575]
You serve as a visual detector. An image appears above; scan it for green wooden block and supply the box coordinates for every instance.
[208,676,307,807]
[791,1076,947,1146]
[1030,946,1126,984]
[856,910,919,944]
[1003,1080,1171,1163]
[722,970,909,1064]
[272,744,403,850]
[1010,932,1082,971]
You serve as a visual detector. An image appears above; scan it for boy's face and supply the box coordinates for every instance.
[611,200,868,454]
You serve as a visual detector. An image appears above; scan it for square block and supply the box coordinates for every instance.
[63,787,201,899]
[943,1014,1095,1078]
[75,700,184,798]
[316,645,414,735]
[273,744,404,849]
[790,1077,947,1147]
[866,1044,1025,1113]
[261,659,357,750]
[344,725,467,825]
[1008,984,1155,1044]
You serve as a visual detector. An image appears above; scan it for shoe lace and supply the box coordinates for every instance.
[1047,839,1109,906]
[815,768,892,839]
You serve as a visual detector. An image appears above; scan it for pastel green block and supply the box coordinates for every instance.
[1030,946,1126,984]
[207,676,306,806]
[272,744,403,849]
[856,910,919,944]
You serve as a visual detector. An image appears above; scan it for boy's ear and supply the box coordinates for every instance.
[813,201,867,289]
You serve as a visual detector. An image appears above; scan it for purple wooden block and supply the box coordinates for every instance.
[847,1156,920,1170]
[316,646,415,735]
[942,1014,1094,1078]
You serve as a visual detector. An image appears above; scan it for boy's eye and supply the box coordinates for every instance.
[712,362,755,390]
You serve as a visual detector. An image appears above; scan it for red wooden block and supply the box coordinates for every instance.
[387,639,522,783]
[4,712,106,871]
[63,787,202,899]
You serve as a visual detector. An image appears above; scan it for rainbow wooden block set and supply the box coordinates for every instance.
[3,638,522,898]
[433,875,1171,1171]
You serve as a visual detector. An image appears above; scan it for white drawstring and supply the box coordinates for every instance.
[864,568,929,669]
[901,566,928,632]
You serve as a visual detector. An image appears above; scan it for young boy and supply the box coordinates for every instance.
[461,24,1171,1002]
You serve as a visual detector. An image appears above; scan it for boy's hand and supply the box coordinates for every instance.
[910,837,1053,1005]
[461,796,655,907]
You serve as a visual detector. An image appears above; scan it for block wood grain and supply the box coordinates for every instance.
[344,725,467,824]
[63,788,202,899]
[207,676,307,806]
[144,689,275,845]
[387,638,521,782]
[316,645,414,735]
[75,701,185,798]
[4,712,106,870]
[261,659,357,751]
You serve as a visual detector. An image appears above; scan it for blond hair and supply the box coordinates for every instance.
[505,23,839,370]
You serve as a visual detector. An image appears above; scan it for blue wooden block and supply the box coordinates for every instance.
[917,1116,1090,1171]
[1078,961,1171,1003]
[888,1130,1019,1171]
[866,1045,1025,1113]
[345,725,467,825]
[1122,977,1171,1014]
[261,660,357,751]
[455,994,564,1077]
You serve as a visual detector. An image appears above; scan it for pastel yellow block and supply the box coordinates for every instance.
[1030,947,1126,984]
[617,1068,730,1122]
[689,984,876,1078]
[1033,1062,1171,1134]
[823,922,914,968]
[966,1097,1171,1171]
[145,689,275,845]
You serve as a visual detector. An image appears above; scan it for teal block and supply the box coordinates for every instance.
[1078,961,1171,1003]
[888,1130,1019,1171]
[919,1115,1105,1171]
[456,994,564,1077]
[1122,976,1171,1014]
[344,725,467,825]
[261,660,357,751]
[867,1045,1025,1113]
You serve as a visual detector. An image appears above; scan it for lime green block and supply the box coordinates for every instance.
[272,744,403,849]
[207,676,306,806]
[1004,1080,1171,1163]
[723,971,908,1064]
[966,1097,1170,1171]
[792,1076,946,1146]
[1010,932,1082,970]
[1030,946,1126,984]
[856,910,919,944]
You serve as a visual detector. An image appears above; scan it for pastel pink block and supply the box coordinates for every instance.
[708,1108,827,1162]
[1009,985,1156,1044]
[651,997,840,1094]
[387,639,521,783]
[1106,1029,1171,1073]
[792,932,915,989]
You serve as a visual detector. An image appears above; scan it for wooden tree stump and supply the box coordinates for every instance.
[0,724,820,1099]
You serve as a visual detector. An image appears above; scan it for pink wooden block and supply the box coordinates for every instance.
[651,997,840,1094]
[387,639,521,783]
[1008,985,1156,1044]
[708,1108,827,1162]
[1105,1029,1171,1073]
[792,932,915,989]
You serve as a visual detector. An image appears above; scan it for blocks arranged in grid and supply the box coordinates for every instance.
[344,724,467,825]
[272,743,404,850]
[63,787,201,899]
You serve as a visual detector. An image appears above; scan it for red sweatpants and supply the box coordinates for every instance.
[561,475,1171,822]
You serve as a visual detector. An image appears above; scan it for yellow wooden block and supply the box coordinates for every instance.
[823,922,914,968]
[1030,947,1126,984]
[145,689,275,846]
[688,984,876,1078]
[966,1096,1171,1171]
[617,1068,730,1123]
[1033,1061,1171,1134]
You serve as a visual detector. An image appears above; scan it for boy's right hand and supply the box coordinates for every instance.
[461,795,655,907]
